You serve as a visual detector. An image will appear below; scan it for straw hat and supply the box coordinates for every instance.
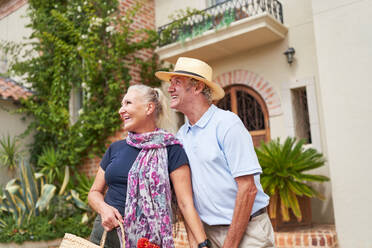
[155,57,225,101]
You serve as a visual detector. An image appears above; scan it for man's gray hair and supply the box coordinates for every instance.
[189,78,213,104]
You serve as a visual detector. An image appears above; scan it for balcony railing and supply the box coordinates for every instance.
[158,0,283,47]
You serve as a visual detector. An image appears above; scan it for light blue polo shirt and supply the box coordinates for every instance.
[176,105,269,225]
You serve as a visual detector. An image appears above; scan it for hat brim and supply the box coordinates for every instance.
[155,71,225,101]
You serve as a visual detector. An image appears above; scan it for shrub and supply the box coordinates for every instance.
[0,212,91,244]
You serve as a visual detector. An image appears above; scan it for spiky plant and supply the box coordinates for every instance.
[0,134,22,170]
[74,172,94,203]
[255,137,329,221]
[37,147,62,184]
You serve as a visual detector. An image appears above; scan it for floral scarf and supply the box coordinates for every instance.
[121,129,181,248]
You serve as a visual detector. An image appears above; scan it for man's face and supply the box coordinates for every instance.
[168,76,194,111]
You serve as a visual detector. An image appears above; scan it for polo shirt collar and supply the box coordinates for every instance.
[185,105,217,132]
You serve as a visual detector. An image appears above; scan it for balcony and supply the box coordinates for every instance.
[156,0,288,63]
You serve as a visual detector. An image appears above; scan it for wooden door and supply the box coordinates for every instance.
[217,85,270,146]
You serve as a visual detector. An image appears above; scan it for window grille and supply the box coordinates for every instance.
[236,90,265,131]
[217,92,231,111]
[217,88,265,131]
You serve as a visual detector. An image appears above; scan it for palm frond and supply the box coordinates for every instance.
[269,193,278,219]
[287,191,301,221]
[256,137,329,222]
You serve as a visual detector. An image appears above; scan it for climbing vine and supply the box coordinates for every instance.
[3,0,167,173]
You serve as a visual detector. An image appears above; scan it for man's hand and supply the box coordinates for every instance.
[222,175,257,248]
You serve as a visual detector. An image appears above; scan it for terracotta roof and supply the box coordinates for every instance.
[0,77,32,101]
[0,0,28,21]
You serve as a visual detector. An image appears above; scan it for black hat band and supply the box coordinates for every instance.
[174,70,206,79]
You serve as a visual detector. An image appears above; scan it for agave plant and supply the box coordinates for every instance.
[255,137,329,222]
[0,160,56,227]
[0,160,87,228]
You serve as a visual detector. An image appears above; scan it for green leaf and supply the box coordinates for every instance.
[287,181,304,196]
[268,193,278,219]
[19,160,39,215]
[287,191,302,221]
[70,190,88,211]
[59,166,70,196]
[36,184,56,211]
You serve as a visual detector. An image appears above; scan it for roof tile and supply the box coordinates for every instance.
[0,77,32,101]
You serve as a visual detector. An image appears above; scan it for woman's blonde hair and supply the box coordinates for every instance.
[127,84,176,133]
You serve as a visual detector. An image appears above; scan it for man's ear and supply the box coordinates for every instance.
[194,81,204,95]
[146,102,156,116]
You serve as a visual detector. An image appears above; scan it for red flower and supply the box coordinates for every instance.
[137,238,149,247]
[137,238,160,248]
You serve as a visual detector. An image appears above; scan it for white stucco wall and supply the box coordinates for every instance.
[155,0,334,224]
[0,4,33,186]
[155,0,207,27]
[311,0,372,246]
[0,4,30,42]
[0,4,32,82]
[0,100,33,186]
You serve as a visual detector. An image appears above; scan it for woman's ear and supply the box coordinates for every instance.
[146,102,156,116]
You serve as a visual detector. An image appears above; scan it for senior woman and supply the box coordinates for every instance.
[88,84,209,248]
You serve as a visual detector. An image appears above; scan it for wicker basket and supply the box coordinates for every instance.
[59,221,124,248]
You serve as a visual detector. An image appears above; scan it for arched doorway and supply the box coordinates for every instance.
[217,85,270,146]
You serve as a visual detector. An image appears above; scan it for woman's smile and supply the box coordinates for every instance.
[118,89,156,133]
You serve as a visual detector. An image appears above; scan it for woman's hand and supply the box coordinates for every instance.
[100,204,123,231]
[88,167,123,231]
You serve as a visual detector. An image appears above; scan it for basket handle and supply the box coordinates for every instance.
[100,219,125,248]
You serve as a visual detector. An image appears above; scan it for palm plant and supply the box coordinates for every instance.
[255,137,329,222]
[0,134,22,170]
[74,172,94,203]
[37,147,62,184]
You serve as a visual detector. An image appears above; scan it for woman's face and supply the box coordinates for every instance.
[119,89,152,133]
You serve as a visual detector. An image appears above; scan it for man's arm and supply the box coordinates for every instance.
[222,175,257,248]
[170,165,207,247]
[219,117,261,247]
[184,221,199,248]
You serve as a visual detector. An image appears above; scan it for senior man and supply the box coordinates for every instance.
[155,57,274,248]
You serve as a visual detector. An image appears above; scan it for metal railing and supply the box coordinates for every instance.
[158,0,283,47]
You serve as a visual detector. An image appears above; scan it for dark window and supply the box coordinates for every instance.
[291,87,311,144]
[236,90,265,131]
[217,92,231,111]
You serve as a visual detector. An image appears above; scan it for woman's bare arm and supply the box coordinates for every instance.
[88,167,123,231]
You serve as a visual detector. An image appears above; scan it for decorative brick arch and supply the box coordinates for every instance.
[214,70,282,117]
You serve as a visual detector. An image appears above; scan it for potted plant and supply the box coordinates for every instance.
[255,137,329,230]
